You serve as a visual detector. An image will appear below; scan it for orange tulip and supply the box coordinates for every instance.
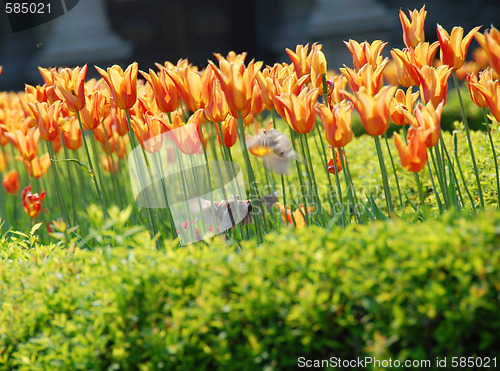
[2,169,20,194]
[328,75,348,106]
[394,128,428,172]
[437,24,481,71]
[107,106,129,136]
[390,42,439,87]
[416,65,453,107]
[38,66,55,86]
[53,65,88,112]
[344,39,387,72]
[403,101,444,148]
[62,116,83,150]
[343,85,397,137]
[25,84,57,105]
[340,61,388,95]
[327,147,345,174]
[471,78,500,122]
[130,99,168,153]
[141,68,181,113]
[4,127,40,161]
[389,87,419,126]
[166,65,206,112]
[209,56,256,118]
[25,153,51,179]
[275,88,319,134]
[81,90,110,130]
[315,100,353,148]
[250,80,265,115]
[166,109,205,155]
[286,43,325,80]
[95,63,138,110]
[215,115,239,148]
[28,101,62,142]
[22,184,46,219]
[275,202,315,228]
[204,77,229,123]
[475,26,500,75]
[101,130,129,159]
[309,47,328,89]
[467,69,496,108]
[399,5,427,48]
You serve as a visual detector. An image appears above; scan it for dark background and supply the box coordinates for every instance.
[1,0,499,91]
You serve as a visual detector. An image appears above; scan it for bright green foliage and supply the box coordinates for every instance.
[1,210,499,370]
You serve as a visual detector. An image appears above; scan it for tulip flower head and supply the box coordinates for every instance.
[403,101,444,148]
[394,128,428,172]
[2,169,20,194]
[327,146,345,174]
[53,64,88,112]
[275,88,319,134]
[467,68,496,108]
[215,115,238,148]
[344,39,387,72]
[315,100,353,148]
[416,65,453,107]
[399,6,427,48]
[389,87,420,126]
[22,184,46,219]
[209,55,256,118]
[141,68,181,113]
[24,153,51,179]
[475,26,500,75]
[437,24,481,71]
[95,63,138,110]
[276,202,315,228]
[343,85,397,137]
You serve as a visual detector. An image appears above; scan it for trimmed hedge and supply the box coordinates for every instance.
[1,210,500,370]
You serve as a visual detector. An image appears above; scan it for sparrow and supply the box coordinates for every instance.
[247,128,298,174]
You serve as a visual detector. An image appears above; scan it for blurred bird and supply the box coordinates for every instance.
[187,195,253,232]
[247,127,298,174]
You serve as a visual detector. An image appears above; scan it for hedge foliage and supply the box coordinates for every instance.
[1,209,499,370]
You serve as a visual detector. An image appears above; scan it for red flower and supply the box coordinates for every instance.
[2,170,20,194]
[22,185,46,219]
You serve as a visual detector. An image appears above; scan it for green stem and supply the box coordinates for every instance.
[482,108,500,209]
[384,133,404,213]
[62,138,77,225]
[432,145,450,209]
[124,109,159,244]
[427,159,444,214]
[90,131,108,210]
[76,111,105,213]
[300,133,326,226]
[373,135,393,216]
[453,133,476,211]
[236,111,264,243]
[288,127,310,226]
[452,72,484,208]
[439,135,465,208]
[46,140,70,223]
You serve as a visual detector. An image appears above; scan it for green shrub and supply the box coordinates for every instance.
[1,210,499,370]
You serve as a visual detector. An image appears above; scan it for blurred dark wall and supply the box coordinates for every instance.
[1,0,500,91]
[105,0,265,69]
